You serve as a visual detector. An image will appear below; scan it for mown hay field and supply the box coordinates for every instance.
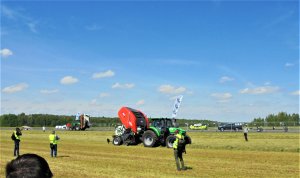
[1,129,299,178]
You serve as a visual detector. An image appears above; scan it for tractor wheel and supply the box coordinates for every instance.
[113,136,123,146]
[75,125,80,131]
[142,130,158,147]
[85,121,90,128]
[166,135,176,148]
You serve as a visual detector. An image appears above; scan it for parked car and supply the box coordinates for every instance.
[218,123,242,131]
[22,126,32,130]
[55,125,67,130]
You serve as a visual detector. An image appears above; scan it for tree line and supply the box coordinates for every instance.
[249,112,299,127]
[0,113,122,127]
[0,113,73,127]
[0,112,298,127]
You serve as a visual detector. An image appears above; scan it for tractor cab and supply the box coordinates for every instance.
[150,118,173,132]
[150,118,183,133]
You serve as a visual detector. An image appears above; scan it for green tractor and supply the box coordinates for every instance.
[67,114,91,131]
[112,107,191,148]
[143,118,191,148]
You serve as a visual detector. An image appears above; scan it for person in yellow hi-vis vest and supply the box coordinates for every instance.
[12,127,22,157]
[173,129,187,171]
[49,131,59,157]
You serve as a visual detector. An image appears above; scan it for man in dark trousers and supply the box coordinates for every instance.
[13,127,22,157]
[49,131,59,157]
[243,124,249,141]
[173,129,187,171]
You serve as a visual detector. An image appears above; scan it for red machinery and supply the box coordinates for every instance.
[117,107,149,133]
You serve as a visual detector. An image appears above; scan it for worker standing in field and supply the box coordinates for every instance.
[12,127,22,157]
[49,131,59,157]
[243,124,249,141]
[173,129,187,171]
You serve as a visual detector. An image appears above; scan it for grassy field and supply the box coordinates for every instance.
[1,129,299,178]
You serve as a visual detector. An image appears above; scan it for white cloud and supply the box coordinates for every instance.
[136,100,145,106]
[285,63,294,67]
[290,90,300,96]
[112,83,134,89]
[60,76,78,85]
[1,5,17,19]
[211,92,232,102]
[40,89,59,94]
[219,76,234,83]
[99,93,110,98]
[0,48,13,58]
[2,83,28,93]
[158,85,186,94]
[2,5,39,33]
[92,70,115,79]
[240,86,279,94]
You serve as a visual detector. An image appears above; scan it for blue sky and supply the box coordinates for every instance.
[1,1,299,122]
